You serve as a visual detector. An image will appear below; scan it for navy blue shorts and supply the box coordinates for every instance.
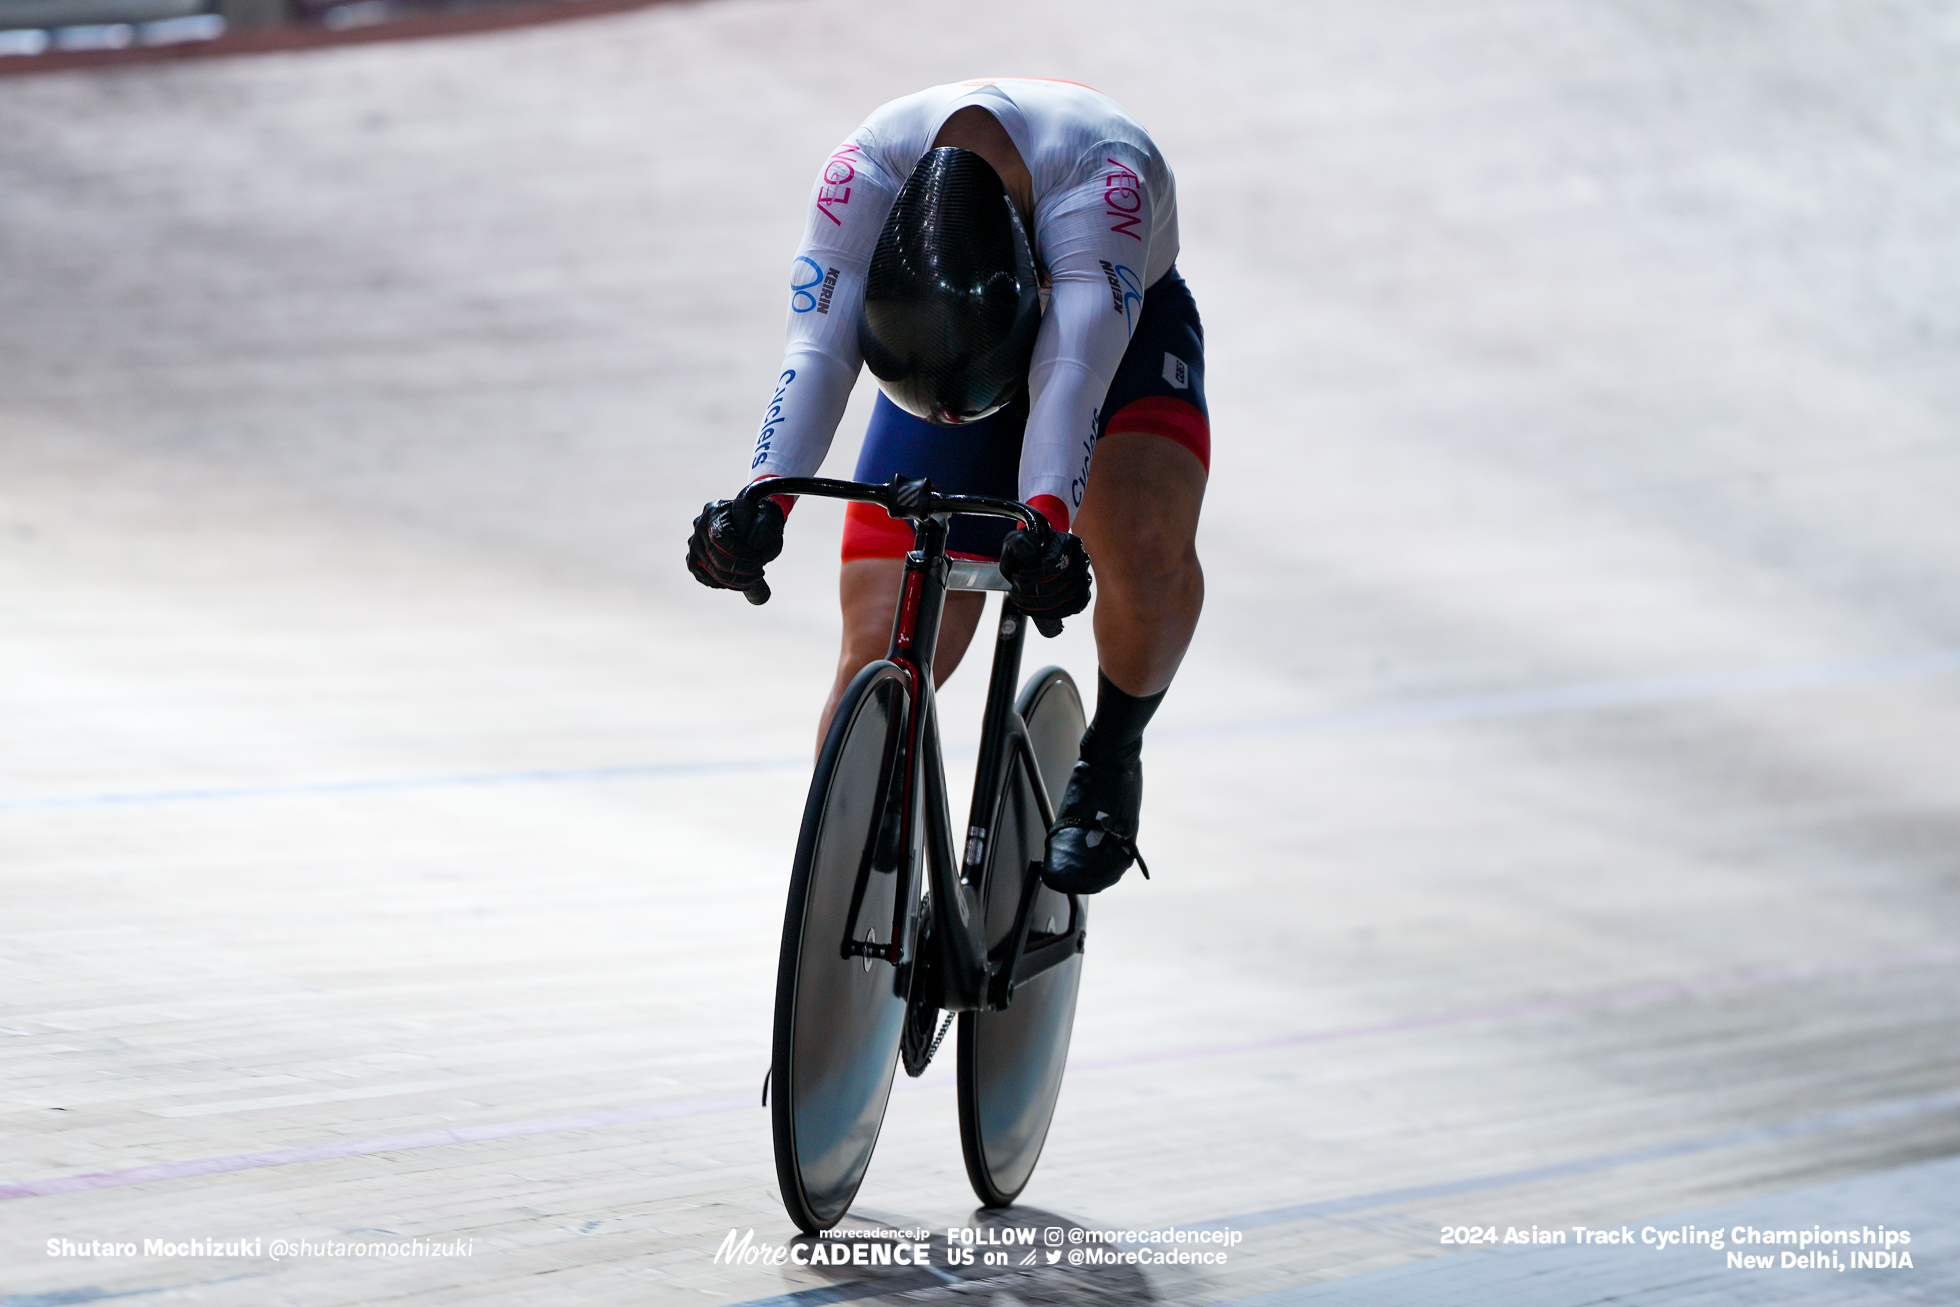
[843,266,1208,561]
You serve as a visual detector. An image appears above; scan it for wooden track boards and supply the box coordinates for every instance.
[2,1,1957,1302]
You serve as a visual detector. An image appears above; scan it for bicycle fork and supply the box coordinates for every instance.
[838,515,965,989]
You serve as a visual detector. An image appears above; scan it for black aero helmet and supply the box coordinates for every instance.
[857,146,1041,425]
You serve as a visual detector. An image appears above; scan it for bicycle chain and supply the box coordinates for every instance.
[923,1011,955,1067]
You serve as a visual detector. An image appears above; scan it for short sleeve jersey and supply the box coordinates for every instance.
[746,79,1179,526]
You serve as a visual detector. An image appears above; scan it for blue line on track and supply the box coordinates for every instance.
[0,756,804,812]
[4,649,1955,812]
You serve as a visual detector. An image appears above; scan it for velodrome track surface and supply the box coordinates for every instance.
[3,1,1958,1303]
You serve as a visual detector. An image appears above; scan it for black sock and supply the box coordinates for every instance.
[1080,671,1166,765]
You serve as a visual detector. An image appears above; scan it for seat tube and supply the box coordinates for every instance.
[960,601,1030,887]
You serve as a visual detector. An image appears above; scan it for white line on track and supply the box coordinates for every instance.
[3,649,1953,813]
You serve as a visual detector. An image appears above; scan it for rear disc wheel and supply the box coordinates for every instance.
[958,665,1087,1207]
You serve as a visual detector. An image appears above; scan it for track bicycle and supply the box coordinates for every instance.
[736,474,1089,1234]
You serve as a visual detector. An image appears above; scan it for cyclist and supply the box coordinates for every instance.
[687,79,1207,894]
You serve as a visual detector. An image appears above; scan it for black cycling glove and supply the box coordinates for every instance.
[687,495,786,592]
[998,527,1091,637]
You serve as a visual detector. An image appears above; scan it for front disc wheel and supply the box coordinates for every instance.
[771,661,918,1233]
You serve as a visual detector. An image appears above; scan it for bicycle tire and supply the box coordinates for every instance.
[771,660,919,1233]
[957,665,1087,1207]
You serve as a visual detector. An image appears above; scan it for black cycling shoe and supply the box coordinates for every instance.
[1040,753,1151,894]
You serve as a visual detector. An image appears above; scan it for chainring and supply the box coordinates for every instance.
[900,894,945,1077]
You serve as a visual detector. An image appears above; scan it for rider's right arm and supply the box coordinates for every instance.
[745,140,898,483]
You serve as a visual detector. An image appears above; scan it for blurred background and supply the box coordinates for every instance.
[0,0,573,60]
[2,2,1957,1304]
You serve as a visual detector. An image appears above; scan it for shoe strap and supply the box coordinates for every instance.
[1050,812,1151,880]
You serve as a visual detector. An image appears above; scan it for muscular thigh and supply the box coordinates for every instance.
[1074,431,1206,578]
